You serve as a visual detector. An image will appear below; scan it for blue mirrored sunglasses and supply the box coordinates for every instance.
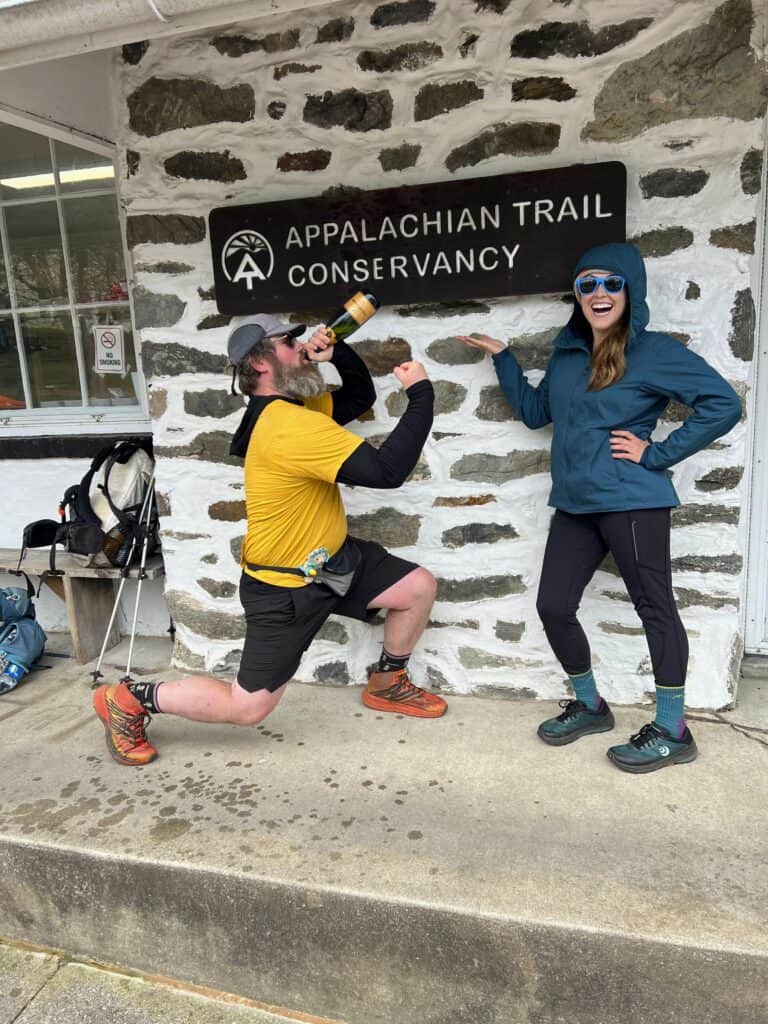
[575,274,626,297]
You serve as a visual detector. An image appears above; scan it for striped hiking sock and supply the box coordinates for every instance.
[654,685,686,738]
[569,668,601,711]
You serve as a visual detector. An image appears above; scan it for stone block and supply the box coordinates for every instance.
[317,18,354,43]
[511,77,576,101]
[197,578,237,599]
[358,42,442,73]
[350,336,412,374]
[494,620,525,642]
[197,314,230,330]
[728,289,756,361]
[670,554,742,574]
[446,122,560,172]
[510,17,652,58]
[127,214,206,248]
[387,380,466,417]
[128,78,254,137]
[126,150,140,177]
[396,300,491,317]
[442,523,518,547]
[639,168,708,198]
[317,619,349,644]
[164,150,246,182]
[709,222,756,254]
[379,144,421,171]
[165,590,245,640]
[268,101,287,120]
[315,661,350,684]
[184,390,245,418]
[459,33,479,58]
[209,500,247,521]
[584,0,766,141]
[141,343,227,378]
[437,575,525,601]
[211,30,300,56]
[135,261,195,274]
[740,148,763,195]
[230,535,244,563]
[631,227,693,258]
[433,495,497,507]
[304,89,393,131]
[427,336,484,365]
[459,647,540,669]
[673,587,739,610]
[277,150,332,172]
[450,450,550,482]
[475,386,518,422]
[132,286,186,329]
[685,281,701,300]
[415,81,484,121]
[274,63,322,80]
[599,621,645,636]
[371,0,435,27]
[148,388,167,420]
[155,431,244,467]
[671,504,739,526]
[694,467,743,492]
[347,508,420,547]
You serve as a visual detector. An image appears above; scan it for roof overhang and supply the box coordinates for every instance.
[0,0,345,70]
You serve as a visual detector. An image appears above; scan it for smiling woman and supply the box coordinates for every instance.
[0,120,145,422]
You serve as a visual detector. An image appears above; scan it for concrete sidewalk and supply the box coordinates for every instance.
[0,635,767,1023]
[0,939,337,1023]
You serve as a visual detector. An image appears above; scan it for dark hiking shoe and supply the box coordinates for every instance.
[607,722,698,774]
[537,698,614,746]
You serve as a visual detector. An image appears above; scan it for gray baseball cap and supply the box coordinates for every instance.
[227,314,306,366]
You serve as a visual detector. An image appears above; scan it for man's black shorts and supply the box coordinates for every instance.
[237,537,418,693]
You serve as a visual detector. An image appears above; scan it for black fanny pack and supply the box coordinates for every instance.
[246,538,362,598]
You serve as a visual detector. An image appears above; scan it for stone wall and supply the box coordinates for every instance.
[116,0,767,708]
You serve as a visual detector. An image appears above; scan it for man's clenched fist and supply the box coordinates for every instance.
[394,361,428,389]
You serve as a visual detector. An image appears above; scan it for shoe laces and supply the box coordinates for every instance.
[556,698,586,722]
[629,722,664,750]
[379,669,421,701]
[110,694,152,748]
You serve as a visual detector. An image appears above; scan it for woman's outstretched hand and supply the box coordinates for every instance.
[610,430,650,463]
[455,333,507,356]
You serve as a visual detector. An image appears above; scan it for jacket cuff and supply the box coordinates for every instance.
[639,443,651,466]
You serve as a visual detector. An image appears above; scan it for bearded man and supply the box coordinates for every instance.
[93,314,445,766]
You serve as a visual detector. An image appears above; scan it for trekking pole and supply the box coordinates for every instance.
[120,476,156,684]
[89,470,155,686]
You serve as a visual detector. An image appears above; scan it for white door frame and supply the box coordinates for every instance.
[744,129,768,653]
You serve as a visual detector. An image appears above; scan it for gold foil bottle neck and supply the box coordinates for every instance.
[344,292,377,326]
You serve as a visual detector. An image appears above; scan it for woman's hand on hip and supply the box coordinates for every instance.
[610,430,650,463]
[455,333,507,356]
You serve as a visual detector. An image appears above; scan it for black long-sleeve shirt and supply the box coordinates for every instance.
[329,340,376,424]
[337,379,434,488]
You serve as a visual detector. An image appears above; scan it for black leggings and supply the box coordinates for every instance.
[536,508,688,685]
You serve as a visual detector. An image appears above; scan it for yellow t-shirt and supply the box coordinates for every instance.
[241,393,364,587]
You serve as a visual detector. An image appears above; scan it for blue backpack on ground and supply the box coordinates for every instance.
[0,580,46,695]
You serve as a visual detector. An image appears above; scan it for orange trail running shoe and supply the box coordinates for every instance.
[363,668,447,718]
[93,682,158,766]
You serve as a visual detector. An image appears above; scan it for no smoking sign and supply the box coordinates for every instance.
[93,325,125,374]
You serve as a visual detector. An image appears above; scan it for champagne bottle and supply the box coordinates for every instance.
[324,291,380,343]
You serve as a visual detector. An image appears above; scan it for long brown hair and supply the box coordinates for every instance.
[588,314,630,391]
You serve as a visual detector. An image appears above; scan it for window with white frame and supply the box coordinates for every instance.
[0,120,146,426]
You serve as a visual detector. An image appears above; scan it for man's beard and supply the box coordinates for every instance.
[273,357,326,399]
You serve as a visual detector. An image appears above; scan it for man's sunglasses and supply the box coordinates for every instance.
[268,333,300,348]
[574,274,626,297]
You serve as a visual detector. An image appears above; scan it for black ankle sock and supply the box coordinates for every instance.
[126,681,164,714]
[378,649,411,673]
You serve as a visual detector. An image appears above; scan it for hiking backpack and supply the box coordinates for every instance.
[19,438,159,578]
[0,578,46,694]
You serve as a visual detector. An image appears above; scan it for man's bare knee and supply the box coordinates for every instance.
[412,567,437,605]
[229,703,273,727]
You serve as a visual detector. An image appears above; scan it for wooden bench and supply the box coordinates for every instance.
[0,548,165,664]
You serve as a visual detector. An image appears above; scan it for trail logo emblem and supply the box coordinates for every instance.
[222,230,274,290]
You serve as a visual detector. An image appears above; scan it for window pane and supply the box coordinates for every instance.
[62,195,127,304]
[0,125,54,200]
[54,141,115,194]
[5,203,67,306]
[21,311,81,407]
[79,306,139,407]
[0,316,25,409]
[0,240,9,308]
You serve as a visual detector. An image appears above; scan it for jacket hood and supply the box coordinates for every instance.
[560,241,650,348]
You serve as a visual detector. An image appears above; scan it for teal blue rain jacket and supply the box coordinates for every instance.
[492,242,742,514]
